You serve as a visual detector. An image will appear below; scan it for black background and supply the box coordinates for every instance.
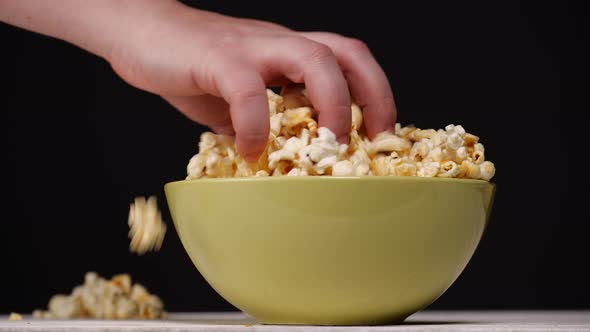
[1,1,587,313]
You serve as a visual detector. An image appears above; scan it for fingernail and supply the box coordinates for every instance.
[242,151,262,163]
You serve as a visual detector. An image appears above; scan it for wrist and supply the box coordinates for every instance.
[0,0,182,61]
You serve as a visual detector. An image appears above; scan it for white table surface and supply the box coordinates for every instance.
[1,311,589,331]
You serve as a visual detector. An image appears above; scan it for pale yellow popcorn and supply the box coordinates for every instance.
[281,85,311,109]
[409,141,431,161]
[314,155,338,175]
[395,163,417,176]
[348,148,372,176]
[472,150,485,164]
[287,167,308,176]
[270,113,283,137]
[474,143,485,153]
[268,149,295,169]
[445,124,466,137]
[351,103,363,130]
[397,125,417,138]
[205,154,234,178]
[48,295,82,319]
[438,161,460,178]
[234,158,260,177]
[455,147,469,163]
[409,128,437,141]
[34,273,164,320]
[459,160,481,179]
[186,154,207,179]
[371,154,394,176]
[464,133,480,146]
[115,297,139,319]
[446,132,464,150]
[128,196,166,255]
[184,89,495,181]
[372,132,412,153]
[332,160,355,176]
[417,161,440,177]
[111,274,132,294]
[272,160,292,175]
[271,135,288,151]
[283,132,309,154]
[198,132,217,153]
[8,313,23,320]
[479,161,496,181]
[281,107,317,135]
[267,89,284,115]
[425,147,444,162]
[308,128,339,161]
[432,130,448,147]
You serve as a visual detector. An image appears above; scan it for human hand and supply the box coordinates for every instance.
[0,0,397,161]
[106,1,396,160]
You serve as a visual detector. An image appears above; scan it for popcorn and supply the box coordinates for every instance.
[8,313,23,320]
[417,162,440,178]
[267,89,284,115]
[332,160,354,176]
[455,147,469,163]
[184,88,496,181]
[371,154,394,176]
[255,170,269,177]
[479,161,496,181]
[351,103,363,130]
[394,163,417,176]
[472,150,485,164]
[459,160,481,179]
[128,196,166,255]
[464,133,480,146]
[33,272,165,320]
[438,161,460,178]
[281,107,317,136]
[372,132,412,153]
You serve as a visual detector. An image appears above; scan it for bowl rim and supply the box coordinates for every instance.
[165,176,494,187]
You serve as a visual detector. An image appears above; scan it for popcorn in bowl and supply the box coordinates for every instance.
[33,272,165,319]
[186,88,495,181]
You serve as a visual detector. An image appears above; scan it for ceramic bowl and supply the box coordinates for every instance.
[164,177,495,325]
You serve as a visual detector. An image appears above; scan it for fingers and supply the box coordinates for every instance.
[254,37,351,143]
[300,32,397,139]
[163,95,235,135]
[209,62,269,161]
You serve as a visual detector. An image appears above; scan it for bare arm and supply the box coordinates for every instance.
[1,0,397,161]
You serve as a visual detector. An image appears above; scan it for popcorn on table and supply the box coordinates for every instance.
[33,272,165,319]
[8,313,23,320]
[186,88,495,181]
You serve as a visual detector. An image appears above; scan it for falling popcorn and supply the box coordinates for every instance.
[33,272,165,320]
[186,87,496,181]
[128,196,166,255]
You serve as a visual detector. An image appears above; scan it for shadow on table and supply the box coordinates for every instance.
[400,320,469,325]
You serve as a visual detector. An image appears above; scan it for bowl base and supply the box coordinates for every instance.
[256,314,409,326]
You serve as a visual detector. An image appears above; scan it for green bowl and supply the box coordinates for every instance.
[164,177,495,325]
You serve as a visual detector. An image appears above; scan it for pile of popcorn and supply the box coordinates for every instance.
[128,196,166,255]
[33,272,165,319]
[186,88,495,180]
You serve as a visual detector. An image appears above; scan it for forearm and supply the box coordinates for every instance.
[0,0,177,60]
